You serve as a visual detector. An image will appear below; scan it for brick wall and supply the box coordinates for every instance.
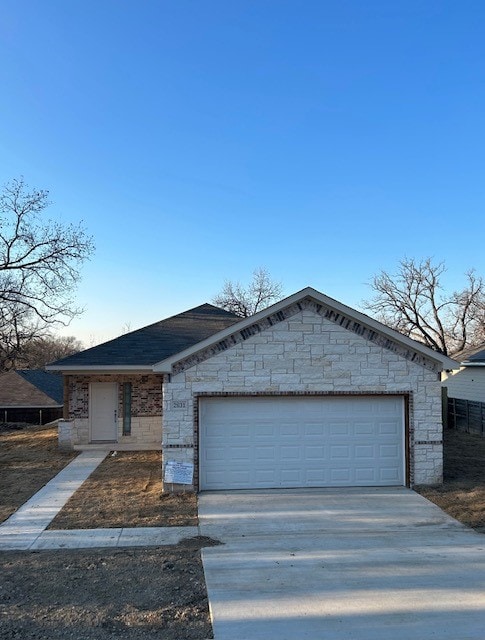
[66,374,163,447]
[68,374,163,418]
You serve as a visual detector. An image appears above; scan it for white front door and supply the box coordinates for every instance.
[90,382,118,442]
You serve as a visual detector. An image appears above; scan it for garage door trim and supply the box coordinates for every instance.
[195,392,410,491]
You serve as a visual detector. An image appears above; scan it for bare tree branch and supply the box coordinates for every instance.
[364,257,485,355]
[213,268,283,317]
[20,334,84,369]
[0,177,94,370]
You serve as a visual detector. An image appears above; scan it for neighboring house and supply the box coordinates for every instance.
[0,369,64,424]
[47,287,457,491]
[442,342,485,403]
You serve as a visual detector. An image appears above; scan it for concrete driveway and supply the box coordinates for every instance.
[198,487,485,640]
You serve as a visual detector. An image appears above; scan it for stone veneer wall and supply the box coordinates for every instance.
[67,374,163,447]
[162,307,443,490]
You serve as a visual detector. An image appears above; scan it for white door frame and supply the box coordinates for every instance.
[89,381,119,442]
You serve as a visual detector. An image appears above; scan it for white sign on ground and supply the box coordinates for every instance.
[164,460,194,485]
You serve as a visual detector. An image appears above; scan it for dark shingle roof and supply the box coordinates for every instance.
[17,370,64,404]
[466,349,485,363]
[452,342,485,364]
[51,304,241,368]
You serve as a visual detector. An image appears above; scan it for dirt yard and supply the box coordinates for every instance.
[0,431,215,639]
[48,451,198,529]
[0,537,216,640]
[415,428,485,533]
[0,424,76,524]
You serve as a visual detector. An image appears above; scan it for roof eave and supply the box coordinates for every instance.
[0,404,63,409]
[45,364,155,374]
[153,286,459,373]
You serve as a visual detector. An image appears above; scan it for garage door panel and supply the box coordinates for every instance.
[355,445,374,458]
[306,465,326,478]
[255,446,276,460]
[200,396,405,490]
[304,423,325,436]
[204,447,225,461]
[280,469,302,483]
[230,446,252,460]
[255,469,278,484]
[230,470,252,485]
[280,424,300,436]
[305,446,325,460]
[379,422,400,435]
[280,446,301,460]
[380,468,400,482]
[355,468,376,482]
[380,444,399,458]
[330,445,351,459]
[354,422,374,435]
[329,423,351,436]
[330,468,351,482]
[254,424,275,437]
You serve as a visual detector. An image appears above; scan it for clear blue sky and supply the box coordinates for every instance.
[1,1,484,344]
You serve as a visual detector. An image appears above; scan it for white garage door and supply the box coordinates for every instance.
[199,396,405,490]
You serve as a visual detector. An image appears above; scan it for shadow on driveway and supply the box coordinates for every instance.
[199,487,485,640]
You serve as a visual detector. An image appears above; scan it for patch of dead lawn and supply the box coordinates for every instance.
[0,538,216,640]
[0,425,76,524]
[415,428,485,533]
[48,451,198,529]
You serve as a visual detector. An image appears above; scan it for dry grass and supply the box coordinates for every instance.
[48,450,198,529]
[0,425,76,524]
[0,540,215,640]
[415,428,485,533]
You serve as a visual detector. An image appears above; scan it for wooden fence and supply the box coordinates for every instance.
[447,396,485,437]
[0,407,63,426]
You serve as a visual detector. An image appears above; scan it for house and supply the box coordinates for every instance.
[0,369,64,424]
[47,287,457,491]
[442,342,485,403]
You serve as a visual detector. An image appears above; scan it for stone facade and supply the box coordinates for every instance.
[162,307,443,489]
[65,374,163,448]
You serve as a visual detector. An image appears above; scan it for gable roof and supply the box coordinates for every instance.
[153,287,459,373]
[47,304,240,370]
[47,288,459,374]
[0,370,63,407]
[452,342,485,366]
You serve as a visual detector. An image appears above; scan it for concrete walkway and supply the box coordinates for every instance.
[0,451,198,551]
[199,488,485,640]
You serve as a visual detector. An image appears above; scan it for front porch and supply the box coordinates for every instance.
[61,374,164,451]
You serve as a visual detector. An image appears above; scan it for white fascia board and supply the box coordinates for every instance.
[153,286,459,372]
[461,362,485,367]
[45,364,154,374]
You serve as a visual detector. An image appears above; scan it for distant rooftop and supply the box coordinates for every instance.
[50,304,241,368]
[0,370,63,407]
[452,342,485,364]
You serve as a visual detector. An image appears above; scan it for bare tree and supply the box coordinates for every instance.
[0,305,43,371]
[364,257,485,356]
[20,334,84,369]
[0,177,94,370]
[213,268,283,317]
